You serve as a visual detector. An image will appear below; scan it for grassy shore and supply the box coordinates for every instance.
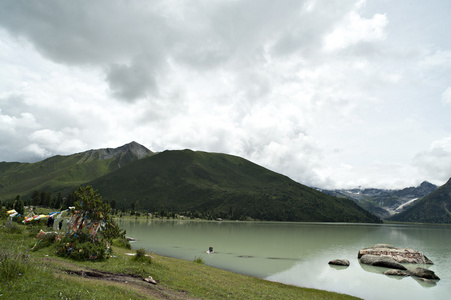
[0,219,361,299]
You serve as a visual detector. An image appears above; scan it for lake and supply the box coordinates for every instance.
[118,219,451,300]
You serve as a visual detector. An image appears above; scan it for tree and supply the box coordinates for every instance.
[31,190,40,206]
[14,195,24,215]
[55,186,124,260]
[110,199,116,210]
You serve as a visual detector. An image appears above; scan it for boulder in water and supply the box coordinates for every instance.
[328,259,350,266]
[360,254,407,270]
[408,267,440,280]
[358,244,433,264]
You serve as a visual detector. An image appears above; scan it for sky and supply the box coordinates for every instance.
[1,0,451,190]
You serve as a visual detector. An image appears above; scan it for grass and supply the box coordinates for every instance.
[193,256,205,264]
[0,217,361,299]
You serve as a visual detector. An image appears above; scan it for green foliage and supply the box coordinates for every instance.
[131,248,151,264]
[112,237,131,249]
[31,231,59,251]
[193,256,204,264]
[0,249,30,282]
[56,232,109,260]
[54,186,124,260]
[5,221,23,234]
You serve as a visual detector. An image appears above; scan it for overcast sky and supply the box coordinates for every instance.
[1,0,451,190]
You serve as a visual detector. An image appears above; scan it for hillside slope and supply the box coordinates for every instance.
[0,141,153,201]
[90,149,381,223]
[388,178,451,223]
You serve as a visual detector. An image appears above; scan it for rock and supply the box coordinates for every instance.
[384,269,410,276]
[358,244,433,264]
[407,267,440,280]
[360,254,407,270]
[328,259,350,266]
[143,276,157,284]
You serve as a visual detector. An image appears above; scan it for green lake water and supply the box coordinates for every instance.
[118,220,451,300]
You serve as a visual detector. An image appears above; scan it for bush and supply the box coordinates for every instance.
[112,237,131,249]
[54,186,121,261]
[0,249,30,282]
[193,256,204,264]
[132,248,151,264]
[31,230,60,251]
[5,222,23,234]
[55,231,109,261]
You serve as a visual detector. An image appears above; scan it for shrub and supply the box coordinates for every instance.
[132,248,151,264]
[31,230,60,251]
[54,186,122,261]
[112,237,131,249]
[0,249,30,282]
[193,256,204,264]
[5,222,23,234]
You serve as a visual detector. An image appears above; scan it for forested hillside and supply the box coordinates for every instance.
[89,149,381,223]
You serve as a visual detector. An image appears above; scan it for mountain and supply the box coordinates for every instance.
[0,141,153,201]
[88,149,381,223]
[321,181,438,219]
[388,178,451,223]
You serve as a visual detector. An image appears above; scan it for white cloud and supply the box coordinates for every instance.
[442,87,451,105]
[0,0,450,189]
[413,136,451,185]
[323,11,388,52]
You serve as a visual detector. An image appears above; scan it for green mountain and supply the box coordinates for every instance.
[388,178,451,223]
[89,149,381,223]
[0,141,153,201]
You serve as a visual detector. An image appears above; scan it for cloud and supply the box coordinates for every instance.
[0,0,450,189]
[323,11,388,52]
[442,87,451,105]
[413,137,451,184]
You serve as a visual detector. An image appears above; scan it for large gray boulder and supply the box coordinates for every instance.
[408,267,440,280]
[358,244,433,264]
[360,254,407,270]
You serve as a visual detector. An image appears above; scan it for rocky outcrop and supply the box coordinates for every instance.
[408,267,440,280]
[358,244,433,264]
[328,259,350,266]
[360,254,407,270]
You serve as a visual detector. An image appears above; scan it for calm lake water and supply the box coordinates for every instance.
[118,220,451,300]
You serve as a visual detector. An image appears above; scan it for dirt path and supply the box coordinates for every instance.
[42,258,199,299]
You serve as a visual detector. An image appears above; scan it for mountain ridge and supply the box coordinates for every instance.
[320,181,438,219]
[87,149,381,223]
[0,141,153,201]
[388,177,451,223]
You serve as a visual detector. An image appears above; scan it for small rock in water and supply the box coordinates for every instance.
[328,259,350,266]
[384,269,409,276]
[408,267,440,280]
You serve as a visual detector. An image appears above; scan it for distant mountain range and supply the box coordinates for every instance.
[0,142,380,223]
[388,178,451,223]
[320,181,438,219]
